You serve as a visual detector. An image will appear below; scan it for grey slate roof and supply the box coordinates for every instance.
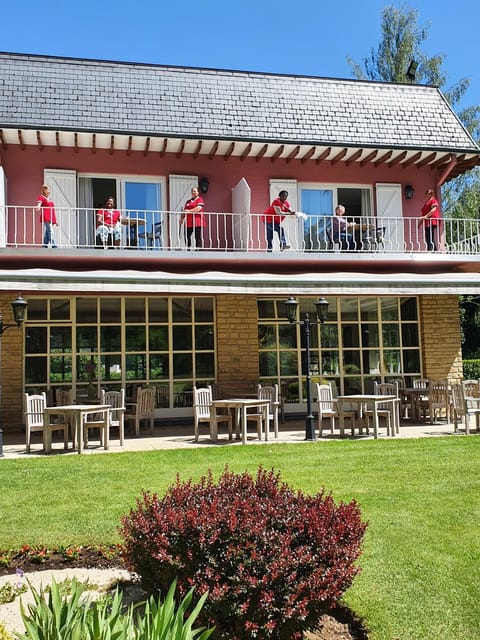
[0,51,477,152]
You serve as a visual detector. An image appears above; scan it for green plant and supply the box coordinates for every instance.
[16,577,213,640]
[44,578,98,598]
[59,545,82,561]
[463,359,480,379]
[0,580,27,605]
[133,581,214,640]
[120,467,367,640]
[18,578,91,640]
[0,550,13,568]
[17,546,50,565]
[0,621,13,640]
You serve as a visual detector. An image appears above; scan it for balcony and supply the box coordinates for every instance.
[2,207,480,263]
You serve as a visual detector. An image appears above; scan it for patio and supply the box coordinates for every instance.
[1,415,466,458]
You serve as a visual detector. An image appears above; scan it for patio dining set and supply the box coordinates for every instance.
[24,386,156,454]
[23,377,480,454]
[192,377,480,444]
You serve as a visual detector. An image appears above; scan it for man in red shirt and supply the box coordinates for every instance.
[261,190,295,252]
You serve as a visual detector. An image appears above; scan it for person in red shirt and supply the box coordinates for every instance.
[420,189,441,251]
[180,187,206,249]
[96,196,122,247]
[261,190,295,252]
[36,184,58,248]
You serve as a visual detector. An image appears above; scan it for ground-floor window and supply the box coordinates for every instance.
[257,296,421,402]
[24,296,215,408]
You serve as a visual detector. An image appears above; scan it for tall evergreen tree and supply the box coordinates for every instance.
[347,3,480,355]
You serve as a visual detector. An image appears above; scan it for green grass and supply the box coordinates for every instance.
[1,436,479,639]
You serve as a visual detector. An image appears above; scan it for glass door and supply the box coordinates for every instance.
[300,188,333,251]
[123,180,163,248]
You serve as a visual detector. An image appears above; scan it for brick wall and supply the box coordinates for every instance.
[0,297,25,432]
[215,295,259,392]
[419,295,463,382]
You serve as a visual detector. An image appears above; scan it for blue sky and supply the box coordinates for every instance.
[2,0,478,110]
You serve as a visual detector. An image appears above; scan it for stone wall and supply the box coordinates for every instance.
[215,294,259,393]
[419,295,463,382]
[0,298,25,432]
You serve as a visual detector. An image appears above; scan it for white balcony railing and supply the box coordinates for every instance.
[2,206,480,255]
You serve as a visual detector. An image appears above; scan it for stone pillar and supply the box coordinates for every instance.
[216,294,259,392]
[0,296,25,432]
[419,295,463,382]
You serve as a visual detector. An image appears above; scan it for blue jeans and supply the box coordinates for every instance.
[43,222,57,248]
[265,222,287,251]
[338,233,355,251]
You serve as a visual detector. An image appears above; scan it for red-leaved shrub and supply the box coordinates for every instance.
[119,466,367,640]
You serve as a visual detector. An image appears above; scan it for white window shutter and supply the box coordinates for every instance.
[269,179,301,251]
[169,174,198,249]
[0,166,6,247]
[44,169,77,247]
[375,183,404,251]
[269,179,298,210]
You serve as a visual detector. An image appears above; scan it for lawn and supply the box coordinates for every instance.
[1,436,479,640]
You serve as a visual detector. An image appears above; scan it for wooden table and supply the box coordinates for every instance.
[212,398,270,444]
[337,394,400,439]
[399,387,429,421]
[44,404,110,454]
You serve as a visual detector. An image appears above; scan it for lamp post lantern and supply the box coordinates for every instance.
[0,295,28,457]
[284,296,329,441]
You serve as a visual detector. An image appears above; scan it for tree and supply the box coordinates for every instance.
[347,2,480,216]
[347,2,480,356]
[347,4,444,85]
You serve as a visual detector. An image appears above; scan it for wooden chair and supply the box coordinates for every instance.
[364,382,399,436]
[315,383,356,436]
[257,384,280,438]
[462,379,479,398]
[82,404,110,450]
[55,388,75,445]
[413,378,430,420]
[247,384,280,440]
[24,392,70,453]
[451,383,480,434]
[125,387,156,436]
[428,380,450,423]
[193,386,232,442]
[101,388,125,445]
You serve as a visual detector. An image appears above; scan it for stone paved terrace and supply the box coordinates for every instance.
[1,417,469,458]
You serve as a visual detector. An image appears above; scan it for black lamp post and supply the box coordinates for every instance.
[284,296,329,441]
[0,295,28,457]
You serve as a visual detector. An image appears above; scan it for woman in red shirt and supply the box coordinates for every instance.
[180,187,206,249]
[420,189,441,251]
[36,185,58,248]
[96,196,122,247]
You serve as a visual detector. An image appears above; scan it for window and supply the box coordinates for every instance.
[78,175,165,248]
[300,184,372,251]
[258,296,421,401]
[24,296,215,409]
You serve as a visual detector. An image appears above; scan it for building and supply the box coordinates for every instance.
[1,51,480,431]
